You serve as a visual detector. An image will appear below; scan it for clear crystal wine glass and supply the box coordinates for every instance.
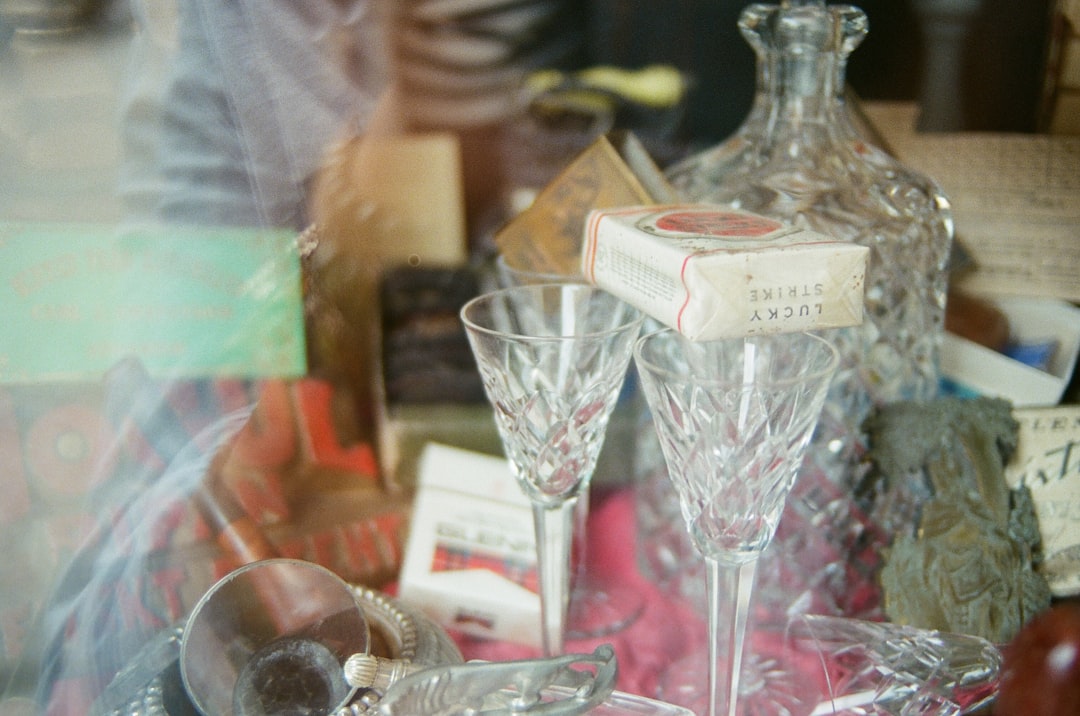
[461,284,643,655]
[493,254,646,640]
[633,328,838,716]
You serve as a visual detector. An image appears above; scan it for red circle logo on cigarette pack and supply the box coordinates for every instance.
[652,209,784,238]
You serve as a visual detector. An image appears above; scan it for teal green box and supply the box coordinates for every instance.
[0,223,307,382]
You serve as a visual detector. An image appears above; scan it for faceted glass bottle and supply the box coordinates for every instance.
[663,0,954,617]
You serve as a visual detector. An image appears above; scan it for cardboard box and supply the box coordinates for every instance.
[941,296,1080,407]
[859,102,1080,301]
[375,402,504,492]
[369,265,505,491]
[582,205,868,341]
[494,131,677,276]
[310,131,468,270]
[397,443,541,647]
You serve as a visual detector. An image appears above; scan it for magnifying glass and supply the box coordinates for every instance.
[180,558,371,716]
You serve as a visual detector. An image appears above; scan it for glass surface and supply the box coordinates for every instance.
[493,255,645,640]
[654,613,1001,716]
[494,254,586,288]
[461,284,642,655]
[667,0,952,463]
[634,329,838,716]
[667,0,952,462]
[0,4,990,714]
[180,558,371,716]
[659,0,954,621]
[786,614,1002,715]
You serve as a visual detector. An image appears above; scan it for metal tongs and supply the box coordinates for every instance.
[344,645,617,716]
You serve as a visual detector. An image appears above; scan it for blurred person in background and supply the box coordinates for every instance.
[119,0,390,230]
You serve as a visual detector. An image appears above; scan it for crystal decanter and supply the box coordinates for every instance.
[661,0,955,618]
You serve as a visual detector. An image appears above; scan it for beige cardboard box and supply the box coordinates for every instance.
[582,205,867,341]
[860,101,1080,302]
[494,131,677,276]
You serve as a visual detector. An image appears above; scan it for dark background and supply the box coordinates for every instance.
[584,0,1055,143]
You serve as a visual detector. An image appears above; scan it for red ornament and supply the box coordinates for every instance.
[996,601,1080,715]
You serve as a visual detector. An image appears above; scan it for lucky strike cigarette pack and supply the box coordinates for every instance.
[582,204,868,340]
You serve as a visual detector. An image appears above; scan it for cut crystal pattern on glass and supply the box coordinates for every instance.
[656,616,1001,716]
[640,338,834,564]
[635,329,838,716]
[465,287,641,507]
[655,0,954,619]
[786,615,1002,715]
[665,0,953,450]
[462,284,643,656]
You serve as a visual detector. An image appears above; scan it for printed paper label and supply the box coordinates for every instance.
[0,223,306,381]
[1006,406,1080,597]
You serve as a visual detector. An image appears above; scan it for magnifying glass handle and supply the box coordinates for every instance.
[344,654,423,693]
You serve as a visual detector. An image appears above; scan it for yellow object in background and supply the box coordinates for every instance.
[526,65,688,111]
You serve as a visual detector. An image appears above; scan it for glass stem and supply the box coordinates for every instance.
[572,488,590,588]
[706,557,758,716]
[533,496,577,656]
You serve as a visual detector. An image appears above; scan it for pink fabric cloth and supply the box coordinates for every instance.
[447,487,709,698]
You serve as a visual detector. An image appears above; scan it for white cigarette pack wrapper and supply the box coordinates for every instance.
[582,205,868,340]
[398,443,541,648]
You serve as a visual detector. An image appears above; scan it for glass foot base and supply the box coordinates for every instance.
[566,580,645,640]
[656,644,809,716]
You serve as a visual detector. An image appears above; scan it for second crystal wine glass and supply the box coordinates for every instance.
[634,328,838,716]
[461,284,643,655]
